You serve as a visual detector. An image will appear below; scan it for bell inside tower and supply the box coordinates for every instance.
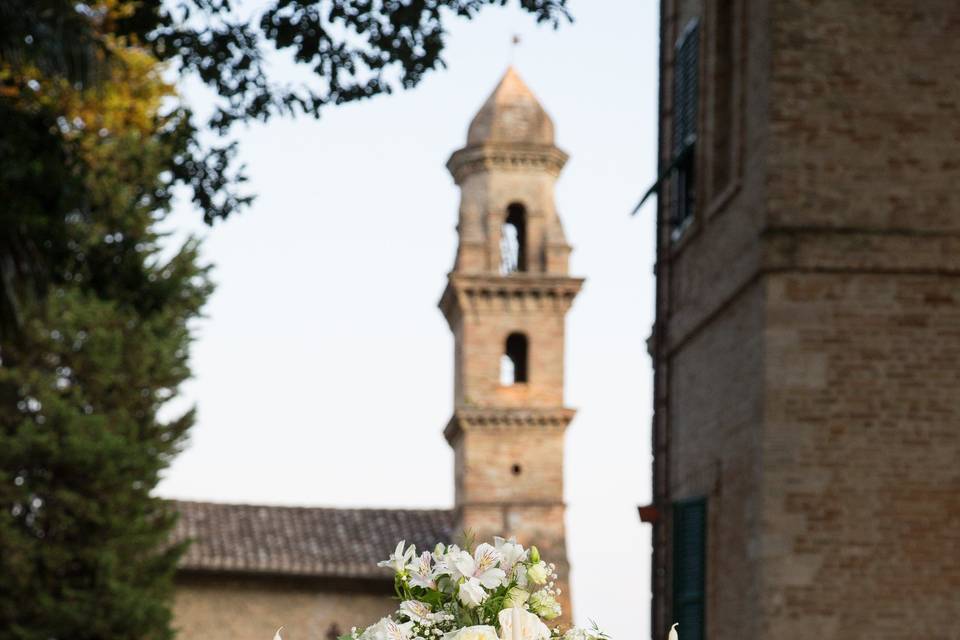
[500,203,527,274]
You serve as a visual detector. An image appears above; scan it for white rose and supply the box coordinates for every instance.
[498,606,550,640]
[528,591,561,620]
[526,562,548,585]
[504,587,530,608]
[443,626,499,640]
[458,577,488,607]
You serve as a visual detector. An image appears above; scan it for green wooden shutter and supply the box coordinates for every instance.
[673,497,706,640]
[631,19,700,217]
[673,20,700,155]
[671,20,700,229]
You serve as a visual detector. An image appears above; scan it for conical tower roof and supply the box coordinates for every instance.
[466,66,555,146]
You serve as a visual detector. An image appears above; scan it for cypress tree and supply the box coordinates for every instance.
[0,46,211,640]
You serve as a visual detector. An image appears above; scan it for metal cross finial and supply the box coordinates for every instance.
[509,34,521,64]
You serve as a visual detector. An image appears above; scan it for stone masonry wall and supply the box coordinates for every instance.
[173,574,395,640]
[762,273,960,639]
[758,2,960,637]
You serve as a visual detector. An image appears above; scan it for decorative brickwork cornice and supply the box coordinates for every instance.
[446,144,569,183]
[443,407,575,443]
[438,273,583,323]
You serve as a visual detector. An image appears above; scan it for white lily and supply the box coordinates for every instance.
[458,577,488,607]
[378,540,417,573]
[668,624,679,640]
[498,606,550,640]
[406,551,437,589]
[446,543,506,588]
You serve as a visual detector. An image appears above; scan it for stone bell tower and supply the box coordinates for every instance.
[439,67,582,617]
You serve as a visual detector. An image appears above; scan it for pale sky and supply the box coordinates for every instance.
[157,2,660,638]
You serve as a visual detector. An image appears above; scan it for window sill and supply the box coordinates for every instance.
[705,179,742,220]
[668,214,701,258]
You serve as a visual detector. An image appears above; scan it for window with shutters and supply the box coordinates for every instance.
[631,19,702,221]
[671,20,700,239]
[673,497,706,640]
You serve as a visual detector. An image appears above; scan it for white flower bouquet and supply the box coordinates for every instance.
[302,536,609,640]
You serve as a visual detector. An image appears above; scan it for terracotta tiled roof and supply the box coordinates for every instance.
[171,500,453,579]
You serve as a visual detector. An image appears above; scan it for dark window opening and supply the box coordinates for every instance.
[511,464,522,476]
[673,498,706,640]
[712,0,735,195]
[501,203,527,274]
[671,20,700,238]
[500,332,529,385]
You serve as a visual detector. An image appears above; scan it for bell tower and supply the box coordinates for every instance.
[439,67,582,616]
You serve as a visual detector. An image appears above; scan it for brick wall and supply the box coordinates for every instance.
[762,273,960,638]
[653,1,960,638]
[173,575,395,640]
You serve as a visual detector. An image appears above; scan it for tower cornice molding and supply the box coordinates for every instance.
[438,273,584,324]
[446,144,569,183]
[443,407,576,444]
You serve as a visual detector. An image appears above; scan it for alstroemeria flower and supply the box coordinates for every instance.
[361,618,414,640]
[446,543,506,588]
[406,551,437,589]
[399,600,437,624]
[494,537,527,572]
[458,577,488,607]
[498,607,550,640]
[378,541,417,573]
